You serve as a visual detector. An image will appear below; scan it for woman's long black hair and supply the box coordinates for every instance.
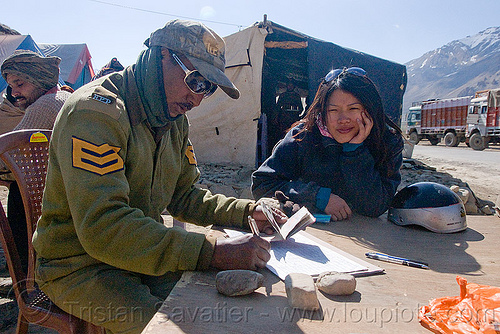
[294,70,402,177]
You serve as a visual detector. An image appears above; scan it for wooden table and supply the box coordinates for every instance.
[143,214,500,334]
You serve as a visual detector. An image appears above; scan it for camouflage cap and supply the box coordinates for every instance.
[145,19,240,99]
[1,49,61,92]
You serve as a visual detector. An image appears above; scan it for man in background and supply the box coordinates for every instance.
[276,77,303,136]
[92,57,124,80]
[1,50,71,271]
[1,50,71,130]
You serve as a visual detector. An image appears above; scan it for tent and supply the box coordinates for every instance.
[187,19,407,168]
[39,43,95,90]
[0,34,45,92]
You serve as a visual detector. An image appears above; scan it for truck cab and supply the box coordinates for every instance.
[467,89,500,150]
[406,105,422,144]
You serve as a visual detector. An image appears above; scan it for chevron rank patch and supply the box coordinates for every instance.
[72,137,124,175]
[185,144,197,165]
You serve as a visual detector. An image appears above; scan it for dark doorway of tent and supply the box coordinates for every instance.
[257,31,309,167]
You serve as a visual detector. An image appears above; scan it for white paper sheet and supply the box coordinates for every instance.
[224,229,369,280]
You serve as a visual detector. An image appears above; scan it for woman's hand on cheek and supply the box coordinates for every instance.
[350,111,373,144]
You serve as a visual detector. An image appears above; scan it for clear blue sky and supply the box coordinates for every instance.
[3,0,499,71]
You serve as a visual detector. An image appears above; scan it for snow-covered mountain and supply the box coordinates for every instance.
[403,27,500,115]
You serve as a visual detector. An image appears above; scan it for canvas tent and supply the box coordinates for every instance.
[187,20,407,168]
[39,43,95,90]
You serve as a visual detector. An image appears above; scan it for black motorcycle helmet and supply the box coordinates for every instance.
[388,182,467,233]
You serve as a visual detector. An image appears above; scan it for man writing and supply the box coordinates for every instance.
[1,50,71,271]
[32,19,285,333]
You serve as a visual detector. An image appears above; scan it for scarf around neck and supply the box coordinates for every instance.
[316,116,334,139]
[134,46,180,127]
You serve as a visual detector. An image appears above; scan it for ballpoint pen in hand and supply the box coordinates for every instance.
[365,252,429,270]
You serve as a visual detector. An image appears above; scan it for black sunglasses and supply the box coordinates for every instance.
[324,67,366,82]
[171,52,217,98]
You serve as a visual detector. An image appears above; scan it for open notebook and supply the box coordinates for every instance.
[260,203,316,240]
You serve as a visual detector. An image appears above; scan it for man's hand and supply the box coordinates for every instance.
[324,194,352,221]
[210,234,271,270]
[252,204,288,234]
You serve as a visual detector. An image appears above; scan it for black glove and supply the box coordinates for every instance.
[274,191,301,217]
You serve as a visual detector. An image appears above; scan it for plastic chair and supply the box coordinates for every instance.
[0,129,105,334]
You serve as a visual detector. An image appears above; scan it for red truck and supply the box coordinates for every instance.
[406,96,471,146]
[406,88,500,150]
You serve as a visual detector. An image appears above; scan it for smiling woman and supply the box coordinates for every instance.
[325,89,370,144]
[252,67,404,222]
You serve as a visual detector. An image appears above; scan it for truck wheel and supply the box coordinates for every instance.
[429,137,440,145]
[409,132,419,144]
[444,132,459,147]
[469,133,486,151]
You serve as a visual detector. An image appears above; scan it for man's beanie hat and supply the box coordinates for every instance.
[1,50,61,92]
[144,19,240,99]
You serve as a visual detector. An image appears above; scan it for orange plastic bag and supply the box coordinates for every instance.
[419,276,500,333]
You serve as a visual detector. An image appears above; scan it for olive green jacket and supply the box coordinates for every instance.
[33,68,253,282]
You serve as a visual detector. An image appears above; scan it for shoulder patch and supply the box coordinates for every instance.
[78,86,123,120]
[72,136,124,175]
[91,93,113,105]
[185,144,197,165]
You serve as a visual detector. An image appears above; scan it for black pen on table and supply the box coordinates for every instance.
[247,215,259,236]
[365,252,429,270]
